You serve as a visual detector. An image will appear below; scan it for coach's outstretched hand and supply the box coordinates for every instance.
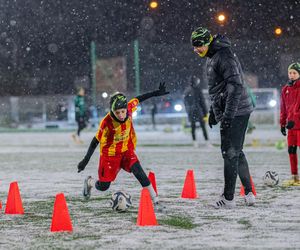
[77,157,89,173]
[154,82,170,96]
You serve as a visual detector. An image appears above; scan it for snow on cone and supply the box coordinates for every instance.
[50,193,73,232]
[136,188,158,226]
[148,171,158,195]
[5,181,24,215]
[181,169,198,199]
[240,176,257,196]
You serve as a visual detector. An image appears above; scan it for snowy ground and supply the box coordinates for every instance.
[0,126,299,250]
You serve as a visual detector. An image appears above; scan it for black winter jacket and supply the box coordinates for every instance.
[184,84,208,122]
[206,35,253,122]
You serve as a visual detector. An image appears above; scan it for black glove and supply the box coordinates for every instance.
[220,117,232,130]
[286,120,295,129]
[153,82,169,96]
[280,126,286,136]
[77,157,89,173]
[208,110,218,128]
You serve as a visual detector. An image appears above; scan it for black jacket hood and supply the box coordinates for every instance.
[206,34,231,58]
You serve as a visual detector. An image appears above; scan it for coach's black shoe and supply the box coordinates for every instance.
[83,176,93,200]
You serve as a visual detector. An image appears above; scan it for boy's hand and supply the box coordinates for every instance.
[154,82,169,96]
[286,120,295,129]
[77,157,89,173]
[280,127,286,136]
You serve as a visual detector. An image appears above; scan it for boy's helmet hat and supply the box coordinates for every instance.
[110,93,127,111]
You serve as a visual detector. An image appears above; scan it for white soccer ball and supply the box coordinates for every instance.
[263,171,279,187]
[110,191,132,212]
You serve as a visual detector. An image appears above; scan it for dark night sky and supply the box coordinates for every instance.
[0,0,299,95]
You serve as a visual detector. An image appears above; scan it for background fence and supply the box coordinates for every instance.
[0,88,279,129]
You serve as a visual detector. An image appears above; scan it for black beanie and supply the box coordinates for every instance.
[110,93,127,111]
[288,62,300,75]
[191,27,213,47]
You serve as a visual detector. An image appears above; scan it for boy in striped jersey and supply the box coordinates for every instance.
[77,83,169,209]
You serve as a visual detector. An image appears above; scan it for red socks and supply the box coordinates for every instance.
[289,153,298,175]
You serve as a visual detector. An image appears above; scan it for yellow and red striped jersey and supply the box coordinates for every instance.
[95,98,139,156]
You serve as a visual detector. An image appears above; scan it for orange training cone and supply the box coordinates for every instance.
[181,170,198,199]
[148,171,158,195]
[5,181,24,214]
[136,188,158,226]
[240,176,256,196]
[50,193,73,232]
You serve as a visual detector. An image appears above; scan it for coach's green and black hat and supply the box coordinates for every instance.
[110,92,127,111]
[288,62,300,75]
[191,27,213,47]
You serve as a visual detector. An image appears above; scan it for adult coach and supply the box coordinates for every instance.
[191,27,254,208]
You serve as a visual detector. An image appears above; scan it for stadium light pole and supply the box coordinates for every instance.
[90,41,97,107]
[134,39,141,96]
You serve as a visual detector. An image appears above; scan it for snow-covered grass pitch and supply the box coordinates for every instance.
[0,129,299,249]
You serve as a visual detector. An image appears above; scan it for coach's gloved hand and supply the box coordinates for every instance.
[208,110,218,128]
[77,157,89,173]
[280,126,287,136]
[220,117,232,130]
[286,120,295,129]
[153,82,169,96]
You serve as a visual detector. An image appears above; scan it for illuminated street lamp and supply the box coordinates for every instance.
[216,13,226,25]
[149,1,158,9]
[274,27,282,36]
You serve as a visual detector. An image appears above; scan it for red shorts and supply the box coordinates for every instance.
[98,150,139,182]
[287,130,300,146]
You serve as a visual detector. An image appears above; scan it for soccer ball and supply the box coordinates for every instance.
[110,191,132,212]
[263,171,279,187]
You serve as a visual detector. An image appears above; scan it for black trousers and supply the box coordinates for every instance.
[220,114,252,200]
[77,117,87,136]
[191,119,208,141]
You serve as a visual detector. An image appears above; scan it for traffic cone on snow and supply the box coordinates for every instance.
[50,193,73,232]
[148,171,158,195]
[136,188,158,226]
[5,181,24,214]
[240,176,256,196]
[181,170,198,199]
